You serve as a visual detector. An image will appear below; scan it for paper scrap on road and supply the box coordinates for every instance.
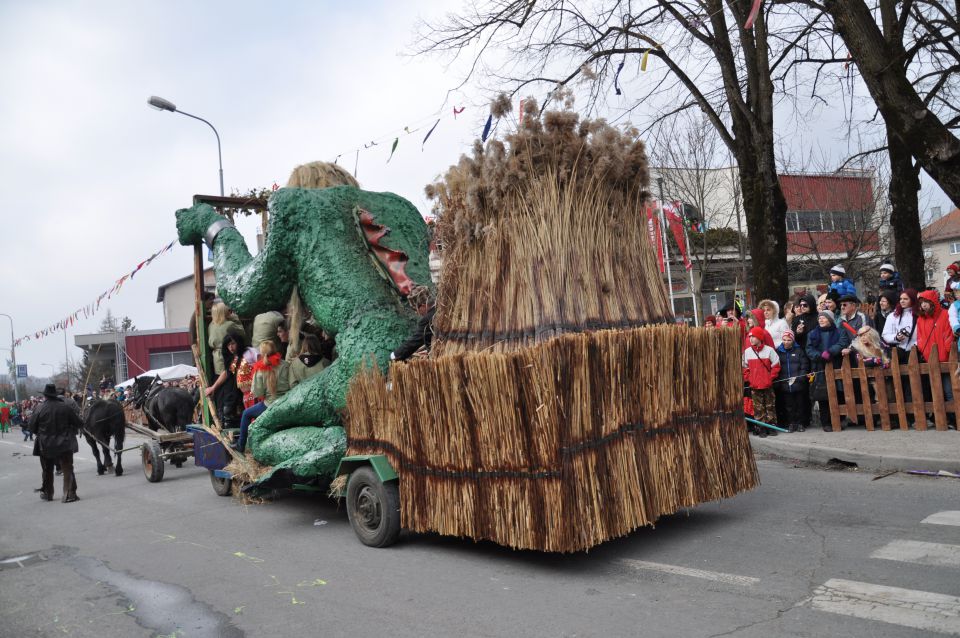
[617,559,759,587]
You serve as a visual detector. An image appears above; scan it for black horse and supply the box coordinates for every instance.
[131,376,194,432]
[83,399,126,476]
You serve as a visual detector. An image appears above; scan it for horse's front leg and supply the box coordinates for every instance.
[86,434,105,475]
[114,433,124,476]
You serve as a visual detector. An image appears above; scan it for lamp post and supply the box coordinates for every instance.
[147,95,224,196]
[41,363,55,380]
[0,314,19,404]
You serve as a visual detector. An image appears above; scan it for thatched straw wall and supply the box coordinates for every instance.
[345,325,758,553]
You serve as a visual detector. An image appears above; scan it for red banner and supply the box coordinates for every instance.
[646,203,665,273]
[664,202,693,271]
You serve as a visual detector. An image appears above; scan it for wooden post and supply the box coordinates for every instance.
[908,349,926,430]
[928,345,948,431]
[873,366,891,431]
[890,352,909,430]
[825,364,842,432]
[841,355,858,427]
[194,244,210,429]
[856,363,874,430]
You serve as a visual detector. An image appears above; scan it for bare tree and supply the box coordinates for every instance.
[416,1,831,302]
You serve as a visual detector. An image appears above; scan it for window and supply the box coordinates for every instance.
[951,242,960,255]
[927,270,935,282]
[798,211,823,231]
[786,212,799,231]
[148,350,194,370]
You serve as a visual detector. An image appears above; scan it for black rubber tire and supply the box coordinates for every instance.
[142,440,164,483]
[346,466,401,548]
[210,470,232,496]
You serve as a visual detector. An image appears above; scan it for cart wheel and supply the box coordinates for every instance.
[210,470,232,496]
[346,466,400,548]
[142,440,165,483]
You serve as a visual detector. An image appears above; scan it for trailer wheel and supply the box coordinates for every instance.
[142,440,165,483]
[210,471,232,496]
[346,466,400,548]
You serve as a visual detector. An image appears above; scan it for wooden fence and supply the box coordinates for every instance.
[825,345,959,431]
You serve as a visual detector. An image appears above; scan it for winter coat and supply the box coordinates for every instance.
[806,324,843,400]
[776,343,810,394]
[949,300,960,335]
[829,278,857,297]
[882,307,918,353]
[742,344,780,391]
[878,273,903,293]
[761,300,791,348]
[251,357,291,406]
[916,290,956,363]
[28,398,82,458]
[791,294,819,349]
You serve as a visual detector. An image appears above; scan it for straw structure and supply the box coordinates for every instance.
[345,325,757,553]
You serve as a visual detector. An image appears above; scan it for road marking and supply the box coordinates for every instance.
[809,578,960,635]
[871,540,960,569]
[923,511,960,527]
[617,559,759,587]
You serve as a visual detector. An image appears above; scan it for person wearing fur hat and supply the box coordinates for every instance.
[806,310,845,431]
[828,264,857,297]
[878,263,903,293]
[743,308,775,350]
[775,329,810,432]
[743,326,781,437]
[758,299,791,348]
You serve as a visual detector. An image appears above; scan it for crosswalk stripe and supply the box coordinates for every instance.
[923,511,960,527]
[809,579,960,635]
[616,559,759,587]
[871,540,960,569]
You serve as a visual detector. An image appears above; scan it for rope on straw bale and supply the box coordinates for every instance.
[345,325,758,553]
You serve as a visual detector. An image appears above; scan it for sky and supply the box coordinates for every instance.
[1,1,954,382]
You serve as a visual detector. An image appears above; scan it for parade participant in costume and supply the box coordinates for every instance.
[878,264,903,293]
[235,345,259,409]
[828,264,856,297]
[30,384,82,502]
[391,286,436,361]
[0,398,9,433]
[237,340,290,453]
[290,334,328,387]
[207,302,245,424]
[743,327,780,437]
[205,333,246,429]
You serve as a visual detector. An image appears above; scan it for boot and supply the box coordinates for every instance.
[759,428,768,438]
[788,424,797,433]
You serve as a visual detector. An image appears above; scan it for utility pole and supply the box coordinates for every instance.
[657,177,676,315]
[0,314,19,404]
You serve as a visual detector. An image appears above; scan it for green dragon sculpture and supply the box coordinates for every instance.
[175,171,431,486]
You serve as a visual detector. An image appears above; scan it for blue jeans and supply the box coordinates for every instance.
[237,401,267,452]
[943,373,954,402]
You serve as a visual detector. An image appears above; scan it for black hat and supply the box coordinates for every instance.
[838,293,861,304]
[42,383,58,399]
[826,289,841,303]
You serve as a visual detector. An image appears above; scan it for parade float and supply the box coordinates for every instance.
[177,99,758,552]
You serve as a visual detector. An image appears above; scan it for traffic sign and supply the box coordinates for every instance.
[16,364,27,378]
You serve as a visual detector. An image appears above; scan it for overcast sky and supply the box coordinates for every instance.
[1,1,954,382]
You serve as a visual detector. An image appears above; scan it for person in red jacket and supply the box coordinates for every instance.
[916,289,956,404]
[743,326,781,437]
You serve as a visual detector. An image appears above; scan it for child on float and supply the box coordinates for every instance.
[236,340,291,453]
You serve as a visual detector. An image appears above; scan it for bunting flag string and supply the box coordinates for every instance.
[614,59,626,95]
[12,239,178,348]
[387,137,399,163]
[453,106,465,118]
[744,0,762,29]
[481,114,493,142]
[421,118,441,150]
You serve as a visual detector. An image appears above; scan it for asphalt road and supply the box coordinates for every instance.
[1,433,959,638]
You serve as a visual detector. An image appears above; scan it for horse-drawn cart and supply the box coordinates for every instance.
[126,419,193,483]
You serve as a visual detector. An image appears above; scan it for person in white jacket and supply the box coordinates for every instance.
[881,289,918,360]
[759,299,791,348]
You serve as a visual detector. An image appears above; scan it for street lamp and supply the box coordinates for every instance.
[41,363,55,379]
[0,313,19,404]
[147,95,224,196]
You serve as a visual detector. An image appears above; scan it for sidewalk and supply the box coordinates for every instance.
[751,428,960,473]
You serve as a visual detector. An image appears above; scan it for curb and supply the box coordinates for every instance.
[750,438,960,473]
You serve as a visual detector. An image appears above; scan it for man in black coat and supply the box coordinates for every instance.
[30,384,83,503]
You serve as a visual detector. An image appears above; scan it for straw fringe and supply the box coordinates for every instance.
[345,326,758,553]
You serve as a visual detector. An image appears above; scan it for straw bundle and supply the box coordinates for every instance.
[426,98,671,356]
[345,325,757,553]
